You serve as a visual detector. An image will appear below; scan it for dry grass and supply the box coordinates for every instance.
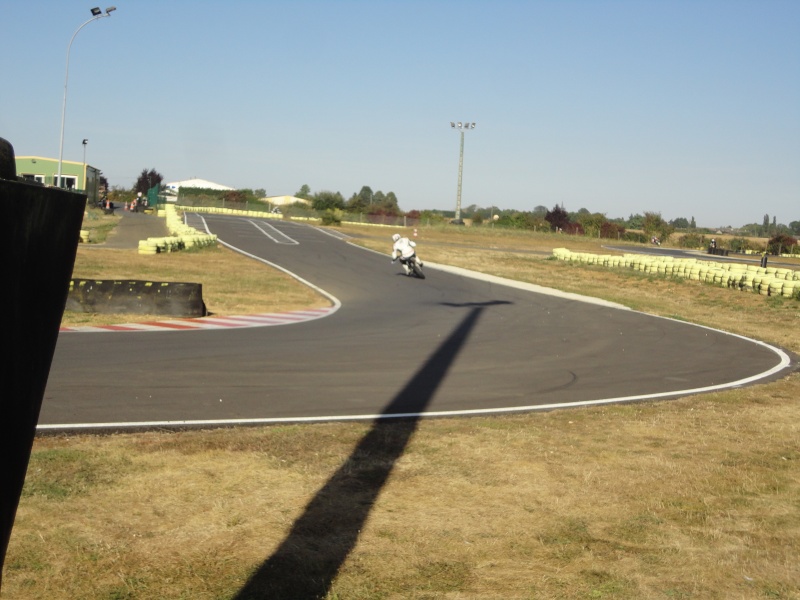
[5,221,800,599]
[64,245,329,326]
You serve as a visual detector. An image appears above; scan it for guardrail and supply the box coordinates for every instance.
[552,248,800,299]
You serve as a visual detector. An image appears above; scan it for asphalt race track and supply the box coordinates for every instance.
[40,216,794,432]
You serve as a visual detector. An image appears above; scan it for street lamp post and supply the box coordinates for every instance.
[56,6,117,189]
[449,121,476,224]
[82,138,88,191]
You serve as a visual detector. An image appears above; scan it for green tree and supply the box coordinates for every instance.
[789,220,800,236]
[385,192,399,207]
[576,212,608,237]
[670,217,690,229]
[311,190,345,211]
[532,205,548,217]
[358,185,373,205]
[295,184,312,200]
[371,191,400,216]
[108,184,133,206]
[464,204,480,217]
[627,213,644,229]
[347,189,370,212]
[642,211,674,243]
[690,216,696,229]
[741,223,760,237]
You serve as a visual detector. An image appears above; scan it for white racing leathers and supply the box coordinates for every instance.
[391,237,422,274]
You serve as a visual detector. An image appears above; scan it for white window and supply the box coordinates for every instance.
[56,176,77,189]
[21,174,45,184]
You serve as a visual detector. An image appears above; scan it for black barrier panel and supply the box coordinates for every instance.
[0,177,86,586]
[0,138,14,180]
[66,278,206,317]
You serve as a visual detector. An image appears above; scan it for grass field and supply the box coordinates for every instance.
[4,219,799,599]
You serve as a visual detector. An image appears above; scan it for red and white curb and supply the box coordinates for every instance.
[59,306,338,333]
[61,223,345,334]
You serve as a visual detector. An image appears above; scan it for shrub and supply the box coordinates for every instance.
[564,222,585,236]
[677,233,705,249]
[624,231,648,244]
[767,233,798,255]
[600,222,625,239]
[321,209,343,226]
[728,237,761,253]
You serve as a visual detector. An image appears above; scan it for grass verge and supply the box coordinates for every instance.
[63,244,329,326]
[5,222,799,599]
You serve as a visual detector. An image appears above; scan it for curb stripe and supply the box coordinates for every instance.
[59,307,337,333]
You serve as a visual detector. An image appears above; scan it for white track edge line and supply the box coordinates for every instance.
[201,214,342,312]
[43,224,793,430]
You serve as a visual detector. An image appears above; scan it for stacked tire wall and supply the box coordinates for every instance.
[552,248,800,299]
[137,204,218,255]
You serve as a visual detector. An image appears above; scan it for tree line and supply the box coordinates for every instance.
[295,184,402,217]
[461,204,672,243]
[738,214,800,238]
[105,168,799,244]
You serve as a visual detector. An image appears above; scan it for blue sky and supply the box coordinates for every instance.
[2,0,798,228]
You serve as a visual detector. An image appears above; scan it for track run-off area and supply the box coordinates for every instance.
[40,215,795,432]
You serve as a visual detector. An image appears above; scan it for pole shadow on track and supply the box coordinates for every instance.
[233,301,511,599]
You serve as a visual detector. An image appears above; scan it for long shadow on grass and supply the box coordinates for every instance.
[233,301,509,600]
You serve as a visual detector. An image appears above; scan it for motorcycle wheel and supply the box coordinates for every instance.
[411,262,426,279]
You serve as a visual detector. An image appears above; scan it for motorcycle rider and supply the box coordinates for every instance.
[391,233,423,275]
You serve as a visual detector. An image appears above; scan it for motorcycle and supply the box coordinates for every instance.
[394,255,425,279]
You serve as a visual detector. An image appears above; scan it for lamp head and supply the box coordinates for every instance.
[105,6,116,14]
[90,7,102,16]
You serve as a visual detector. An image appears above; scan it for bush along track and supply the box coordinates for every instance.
[552,248,800,299]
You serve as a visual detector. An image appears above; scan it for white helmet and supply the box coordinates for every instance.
[392,234,401,242]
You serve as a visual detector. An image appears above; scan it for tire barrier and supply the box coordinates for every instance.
[137,204,217,255]
[66,278,207,317]
[552,248,800,299]
[169,204,283,220]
